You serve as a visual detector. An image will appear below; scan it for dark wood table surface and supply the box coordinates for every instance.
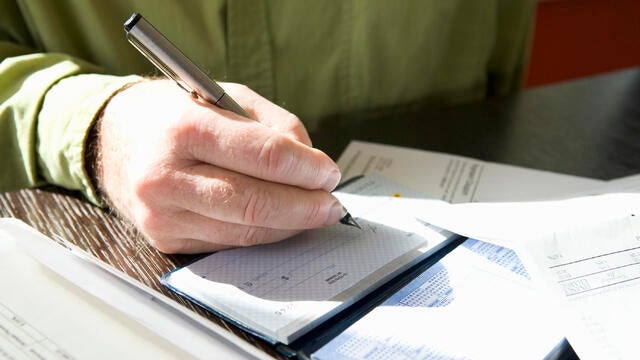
[3,67,640,359]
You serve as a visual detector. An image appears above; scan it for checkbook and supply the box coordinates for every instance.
[162,175,462,353]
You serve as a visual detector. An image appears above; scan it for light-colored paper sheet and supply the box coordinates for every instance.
[315,161,640,359]
[0,229,187,359]
[520,214,640,360]
[0,218,267,360]
[406,193,640,360]
[337,140,604,203]
[312,239,563,360]
[335,141,640,359]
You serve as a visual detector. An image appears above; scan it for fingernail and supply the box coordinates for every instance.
[325,200,343,226]
[322,169,341,191]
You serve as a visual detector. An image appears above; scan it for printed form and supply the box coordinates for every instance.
[0,219,267,360]
[331,142,640,359]
[312,239,562,360]
[407,192,640,360]
[311,191,640,360]
[521,214,640,360]
[0,227,187,359]
[337,141,604,203]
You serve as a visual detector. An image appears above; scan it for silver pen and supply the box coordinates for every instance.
[123,13,361,230]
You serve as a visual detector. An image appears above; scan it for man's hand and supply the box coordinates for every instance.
[97,79,343,253]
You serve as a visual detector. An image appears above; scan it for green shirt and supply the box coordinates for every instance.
[0,0,534,204]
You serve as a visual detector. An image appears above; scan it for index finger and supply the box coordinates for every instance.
[220,82,312,147]
[180,108,341,191]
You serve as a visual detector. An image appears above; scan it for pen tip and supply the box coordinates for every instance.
[340,213,363,230]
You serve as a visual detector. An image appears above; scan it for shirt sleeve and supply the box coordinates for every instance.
[37,71,142,205]
[0,36,141,205]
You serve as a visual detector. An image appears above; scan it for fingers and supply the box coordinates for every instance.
[142,211,301,254]
[147,163,343,230]
[219,83,312,146]
[181,108,341,191]
[98,79,341,254]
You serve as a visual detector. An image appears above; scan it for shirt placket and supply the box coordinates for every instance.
[226,0,275,102]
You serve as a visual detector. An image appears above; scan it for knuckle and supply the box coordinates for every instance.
[238,83,252,93]
[242,187,274,225]
[150,236,177,254]
[286,112,304,130]
[168,117,200,154]
[301,199,323,228]
[131,170,165,201]
[166,122,190,148]
[288,119,312,146]
[132,178,154,202]
[257,135,291,174]
[207,177,237,204]
[131,163,178,203]
[136,213,180,253]
[238,227,263,247]
[135,207,165,235]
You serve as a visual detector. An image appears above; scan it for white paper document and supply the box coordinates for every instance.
[406,192,640,360]
[520,214,640,360]
[0,225,187,359]
[312,239,563,360]
[337,141,604,202]
[0,218,267,360]
[162,176,458,344]
[409,193,640,249]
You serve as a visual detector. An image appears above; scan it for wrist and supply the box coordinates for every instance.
[84,80,145,207]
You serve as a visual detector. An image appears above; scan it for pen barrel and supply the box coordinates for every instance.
[124,13,250,118]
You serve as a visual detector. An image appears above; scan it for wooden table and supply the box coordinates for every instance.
[3,67,640,359]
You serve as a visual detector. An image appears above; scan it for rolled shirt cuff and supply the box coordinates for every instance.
[37,73,143,205]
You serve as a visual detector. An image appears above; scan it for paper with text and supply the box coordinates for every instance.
[406,192,640,359]
[0,219,266,360]
[521,214,640,360]
[312,239,563,360]
[0,230,188,359]
[337,141,603,203]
